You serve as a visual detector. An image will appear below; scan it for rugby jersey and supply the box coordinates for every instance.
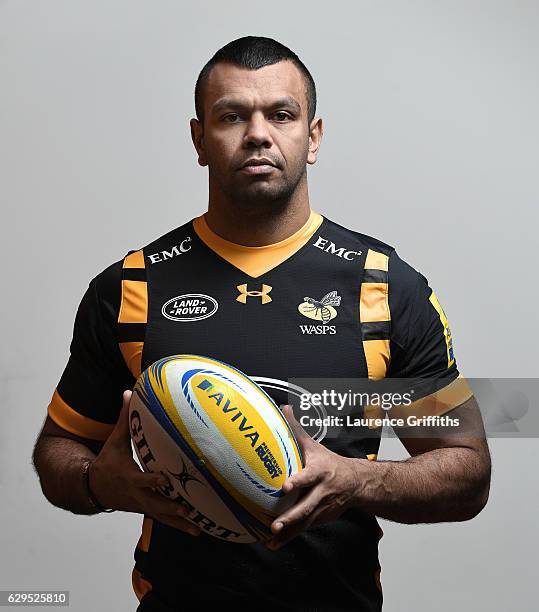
[47,210,471,611]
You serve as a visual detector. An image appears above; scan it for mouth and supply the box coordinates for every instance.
[240,164,277,175]
[239,158,279,175]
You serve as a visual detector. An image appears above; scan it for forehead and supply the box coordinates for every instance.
[204,60,308,114]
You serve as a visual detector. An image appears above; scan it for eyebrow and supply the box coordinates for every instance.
[210,95,302,115]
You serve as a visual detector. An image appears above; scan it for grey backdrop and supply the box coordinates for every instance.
[1,1,537,610]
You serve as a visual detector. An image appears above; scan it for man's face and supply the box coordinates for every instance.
[191,60,321,209]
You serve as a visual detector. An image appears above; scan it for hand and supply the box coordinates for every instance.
[88,390,200,537]
[266,405,368,550]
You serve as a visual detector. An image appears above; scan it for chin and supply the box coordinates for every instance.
[239,195,289,212]
[237,180,293,202]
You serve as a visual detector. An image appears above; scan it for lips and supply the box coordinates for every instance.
[240,158,278,169]
[240,164,277,175]
[238,157,279,176]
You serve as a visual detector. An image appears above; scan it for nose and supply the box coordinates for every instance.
[243,112,273,149]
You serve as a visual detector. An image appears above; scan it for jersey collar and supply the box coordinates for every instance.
[192,209,324,278]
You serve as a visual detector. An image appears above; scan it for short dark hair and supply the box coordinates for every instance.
[195,36,317,124]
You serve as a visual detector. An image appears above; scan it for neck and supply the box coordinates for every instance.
[204,173,311,246]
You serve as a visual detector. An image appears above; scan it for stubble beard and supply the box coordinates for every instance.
[211,157,308,215]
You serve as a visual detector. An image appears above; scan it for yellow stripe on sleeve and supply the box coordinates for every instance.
[123,249,145,269]
[364,249,389,271]
[428,290,455,368]
[364,374,473,426]
[118,280,148,324]
[392,374,472,419]
[360,283,389,323]
[363,339,390,381]
[47,389,115,441]
[119,341,144,378]
[361,249,391,379]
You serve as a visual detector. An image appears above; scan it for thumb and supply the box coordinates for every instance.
[281,405,315,455]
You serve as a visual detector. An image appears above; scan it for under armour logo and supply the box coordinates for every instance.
[236,284,273,304]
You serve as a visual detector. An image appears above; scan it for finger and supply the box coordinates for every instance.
[281,466,323,494]
[271,486,323,536]
[267,503,321,551]
[266,524,305,550]
[266,514,310,550]
[130,469,169,490]
[139,489,193,519]
[267,502,324,550]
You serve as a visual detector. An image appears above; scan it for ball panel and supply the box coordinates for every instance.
[130,354,304,542]
[129,390,262,543]
[190,372,287,486]
[134,379,280,537]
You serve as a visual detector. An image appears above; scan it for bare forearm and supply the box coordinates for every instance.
[354,447,491,523]
[32,436,100,515]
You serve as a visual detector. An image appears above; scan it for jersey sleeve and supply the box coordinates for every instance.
[385,250,472,416]
[47,261,136,440]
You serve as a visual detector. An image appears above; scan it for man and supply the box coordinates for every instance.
[32,36,491,611]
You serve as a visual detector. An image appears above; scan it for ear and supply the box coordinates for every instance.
[190,117,208,167]
[307,116,323,165]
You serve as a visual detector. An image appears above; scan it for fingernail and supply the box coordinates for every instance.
[273,521,283,532]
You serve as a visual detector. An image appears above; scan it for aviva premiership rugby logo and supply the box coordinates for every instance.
[298,290,341,335]
[162,294,218,322]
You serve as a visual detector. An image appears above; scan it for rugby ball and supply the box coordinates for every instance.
[129,354,304,543]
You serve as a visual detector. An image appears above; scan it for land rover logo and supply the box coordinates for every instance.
[162,294,218,322]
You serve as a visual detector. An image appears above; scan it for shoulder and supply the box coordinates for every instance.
[321,215,395,257]
[387,250,426,302]
[321,215,430,341]
[87,259,124,317]
[89,218,195,300]
[321,215,422,284]
[320,212,423,277]
[139,219,195,263]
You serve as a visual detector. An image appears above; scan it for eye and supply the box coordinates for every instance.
[223,113,241,123]
[273,111,292,122]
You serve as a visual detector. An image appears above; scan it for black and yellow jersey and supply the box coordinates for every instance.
[47,210,471,612]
